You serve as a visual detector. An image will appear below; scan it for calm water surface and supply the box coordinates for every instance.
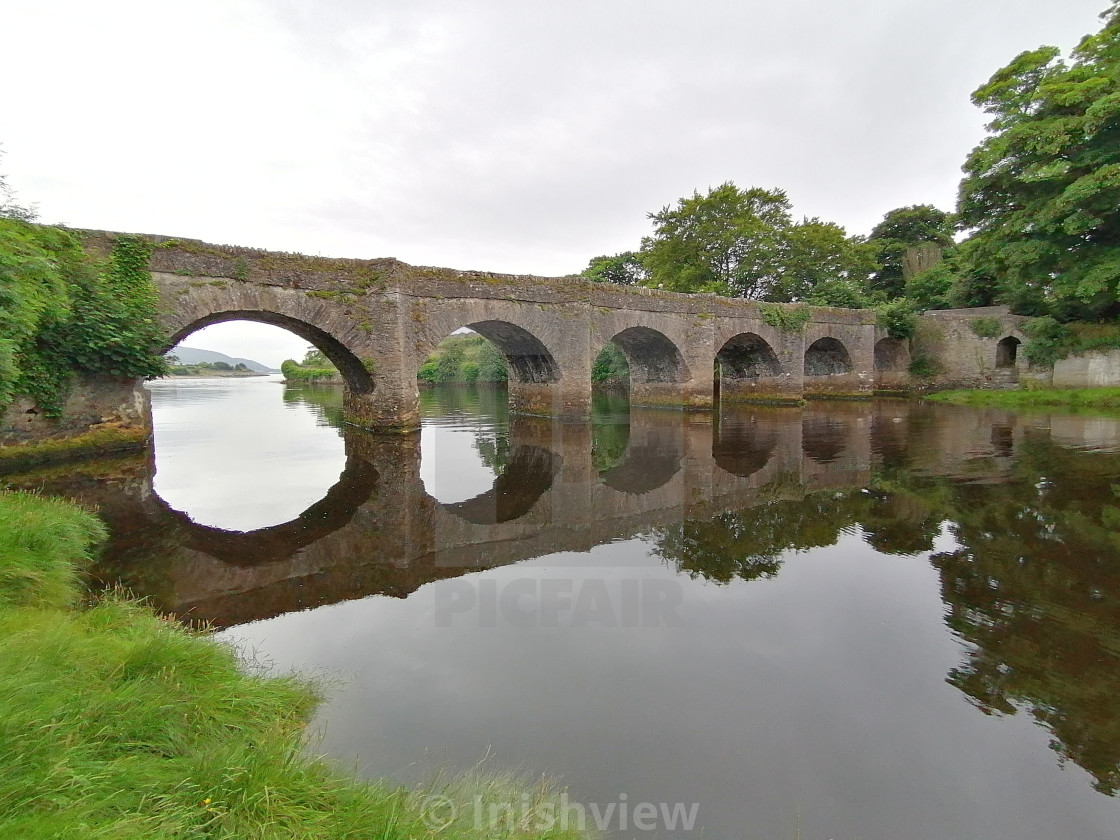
[31,378,1120,839]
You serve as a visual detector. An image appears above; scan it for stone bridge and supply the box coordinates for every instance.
[81,231,905,430]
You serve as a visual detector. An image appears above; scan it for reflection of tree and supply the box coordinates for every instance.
[654,489,870,584]
[592,422,629,474]
[473,429,510,475]
[281,383,344,427]
[929,437,1120,795]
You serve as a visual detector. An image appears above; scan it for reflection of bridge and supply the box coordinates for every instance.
[39,402,1118,628]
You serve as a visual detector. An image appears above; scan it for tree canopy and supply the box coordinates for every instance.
[956,3,1120,319]
[584,182,880,305]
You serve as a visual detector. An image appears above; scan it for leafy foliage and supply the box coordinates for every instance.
[875,299,919,340]
[581,251,647,286]
[758,302,811,333]
[0,222,167,416]
[956,5,1120,318]
[970,317,1003,339]
[417,333,508,384]
[908,353,943,378]
[591,342,629,383]
[1021,316,1071,367]
[867,205,954,299]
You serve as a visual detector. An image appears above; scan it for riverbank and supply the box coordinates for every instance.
[925,387,1120,410]
[0,490,590,839]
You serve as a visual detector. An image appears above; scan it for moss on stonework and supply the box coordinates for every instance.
[0,427,149,474]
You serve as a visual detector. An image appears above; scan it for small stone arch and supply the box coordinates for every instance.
[717,333,783,380]
[996,336,1021,368]
[610,327,690,383]
[168,310,375,394]
[804,337,853,377]
[874,338,909,373]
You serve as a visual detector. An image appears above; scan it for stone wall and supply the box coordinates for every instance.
[912,306,1029,389]
[0,375,151,470]
[1023,349,1120,388]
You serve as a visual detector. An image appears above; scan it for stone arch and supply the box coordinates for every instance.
[609,327,690,384]
[167,310,374,394]
[873,337,909,372]
[996,336,1021,368]
[717,333,783,379]
[463,320,559,383]
[804,337,853,377]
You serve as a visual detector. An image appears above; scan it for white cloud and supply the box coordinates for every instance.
[1,0,1107,281]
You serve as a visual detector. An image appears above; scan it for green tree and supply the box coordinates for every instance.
[581,251,646,286]
[956,5,1120,319]
[301,347,334,368]
[768,218,879,306]
[867,205,954,299]
[0,151,36,223]
[641,182,792,298]
[591,342,629,383]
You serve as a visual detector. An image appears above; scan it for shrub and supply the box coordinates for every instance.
[908,353,943,378]
[1022,317,1072,368]
[875,299,918,340]
[970,317,1002,339]
[759,303,811,333]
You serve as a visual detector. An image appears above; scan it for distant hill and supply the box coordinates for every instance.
[167,346,278,373]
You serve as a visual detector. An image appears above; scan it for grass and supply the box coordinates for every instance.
[925,387,1120,410]
[0,490,593,839]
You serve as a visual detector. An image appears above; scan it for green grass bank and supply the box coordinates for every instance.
[0,490,592,839]
[925,387,1120,410]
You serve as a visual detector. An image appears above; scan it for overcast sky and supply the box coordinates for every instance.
[2,0,1109,363]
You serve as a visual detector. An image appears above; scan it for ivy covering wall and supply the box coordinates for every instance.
[0,221,167,417]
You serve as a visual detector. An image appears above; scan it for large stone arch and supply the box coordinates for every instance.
[607,326,692,408]
[168,309,374,394]
[610,327,690,383]
[465,320,559,383]
[407,300,573,416]
[158,282,398,427]
[716,332,785,404]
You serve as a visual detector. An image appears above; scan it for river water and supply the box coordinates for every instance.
[16,376,1120,839]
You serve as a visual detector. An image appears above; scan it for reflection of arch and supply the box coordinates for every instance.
[168,311,374,394]
[599,435,682,494]
[804,337,853,376]
[996,336,1020,368]
[717,333,782,379]
[713,417,778,478]
[874,338,908,372]
[802,416,848,464]
[466,321,558,383]
[154,454,380,566]
[610,327,690,383]
[441,445,558,523]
